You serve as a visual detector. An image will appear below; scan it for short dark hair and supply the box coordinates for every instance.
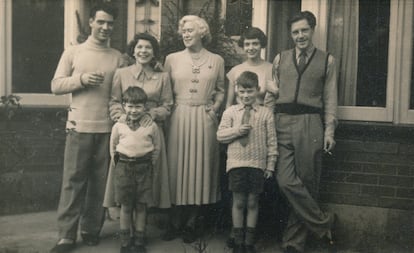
[287,11,316,30]
[89,2,118,20]
[238,27,267,48]
[122,86,148,104]
[127,33,160,63]
[236,71,259,89]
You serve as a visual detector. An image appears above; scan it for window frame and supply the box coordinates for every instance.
[304,0,414,124]
[0,0,85,108]
[127,0,162,42]
[397,0,414,124]
[0,0,156,108]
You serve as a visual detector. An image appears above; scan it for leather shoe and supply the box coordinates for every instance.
[244,244,256,253]
[161,227,180,241]
[120,245,131,253]
[323,213,338,252]
[132,244,147,253]
[226,237,235,248]
[284,245,301,253]
[182,226,198,244]
[81,232,99,246]
[50,242,76,253]
[232,244,244,253]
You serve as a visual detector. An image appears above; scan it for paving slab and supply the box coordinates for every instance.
[0,211,410,253]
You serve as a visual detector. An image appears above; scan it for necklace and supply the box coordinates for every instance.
[189,50,207,94]
[190,53,201,60]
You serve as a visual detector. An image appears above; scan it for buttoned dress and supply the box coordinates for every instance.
[164,48,225,205]
[103,64,173,208]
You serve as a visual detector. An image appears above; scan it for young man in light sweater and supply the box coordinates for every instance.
[50,3,126,253]
[217,71,278,253]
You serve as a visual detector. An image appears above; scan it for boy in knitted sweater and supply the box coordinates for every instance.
[110,86,160,253]
[217,71,278,253]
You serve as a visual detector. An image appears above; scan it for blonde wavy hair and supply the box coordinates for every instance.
[178,15,212,45]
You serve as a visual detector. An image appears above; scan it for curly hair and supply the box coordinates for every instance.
[238,27,267,48]
[126,33,161,71]
[287,11,316,30]
[178,15,212,45]
[89,2,118,19]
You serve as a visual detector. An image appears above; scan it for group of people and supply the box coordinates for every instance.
[49,2,338,253]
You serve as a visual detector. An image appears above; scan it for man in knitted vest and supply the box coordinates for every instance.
[265,11,338,253]
[50,3,125,253]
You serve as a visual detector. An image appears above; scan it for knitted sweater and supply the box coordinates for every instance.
[217,104,278,172]
[51,37,125,133]
[110,121,161,165]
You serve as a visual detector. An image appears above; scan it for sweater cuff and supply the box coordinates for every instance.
[75,73,86,89]
[266,155,277,171]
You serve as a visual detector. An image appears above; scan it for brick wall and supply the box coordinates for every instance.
[1,113,413,216]
[319,123,414,210]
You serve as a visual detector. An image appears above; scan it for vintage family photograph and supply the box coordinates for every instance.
[0,0,413,253]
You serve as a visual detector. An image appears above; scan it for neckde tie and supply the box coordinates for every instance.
[298,51,307,73]
[239,105,252,146]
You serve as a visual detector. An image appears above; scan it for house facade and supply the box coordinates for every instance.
[0,0,413,249]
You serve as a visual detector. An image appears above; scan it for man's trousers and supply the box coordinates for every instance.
[275,113,334,252]
[57,132,110,240]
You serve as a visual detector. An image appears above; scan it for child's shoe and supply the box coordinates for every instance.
[233,244,245,253]
[132,245,147,253]
[245,244,256,253]
[161,227,180,241]
[120,245,131,253]
[226,236,236,248]
[182,226,197,244]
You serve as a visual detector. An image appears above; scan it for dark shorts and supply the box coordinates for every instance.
[114,160,152,206]
[228,167,265,194]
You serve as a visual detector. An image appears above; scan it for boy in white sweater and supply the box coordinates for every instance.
[217,71,278,253]
[110,86,160,253]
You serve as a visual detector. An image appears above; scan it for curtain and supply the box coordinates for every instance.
[266,0,301,62]
[327,0,359,106]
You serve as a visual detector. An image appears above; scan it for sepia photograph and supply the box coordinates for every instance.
[0,0,413,252]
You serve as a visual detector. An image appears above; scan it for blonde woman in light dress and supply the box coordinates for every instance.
[162,15,225,243]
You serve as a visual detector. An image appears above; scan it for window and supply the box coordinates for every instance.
[265,0,301,61]
[326,0,390,108]
[224,0,252,37]
[0,0,128,108]
[303,0,414,124]
[12,0,64,94]
[133,0,161,40]
[221,0,278,61]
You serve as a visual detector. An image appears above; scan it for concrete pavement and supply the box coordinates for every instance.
[0,210,410,253]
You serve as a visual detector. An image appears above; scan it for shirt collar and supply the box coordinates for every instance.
[295,45,315,59]
[131,64,154,80]
[126,115,141,130]
[235,103,259,111]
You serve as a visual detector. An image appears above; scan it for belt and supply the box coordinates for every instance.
[175,98,208,106]
[275,103,322,115]
[117,153,152,163]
